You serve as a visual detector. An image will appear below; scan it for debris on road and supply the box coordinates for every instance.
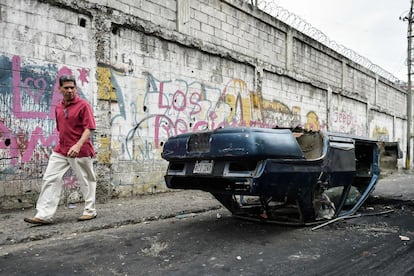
[175,213,197,219]
[399,235,410,241]
[311,209,395,231]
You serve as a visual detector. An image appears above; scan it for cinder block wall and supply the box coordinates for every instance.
[0,0,407,209]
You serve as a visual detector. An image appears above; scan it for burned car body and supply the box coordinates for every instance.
[161,127,398,225]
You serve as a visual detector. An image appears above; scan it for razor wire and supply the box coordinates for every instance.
[256,2,401,83]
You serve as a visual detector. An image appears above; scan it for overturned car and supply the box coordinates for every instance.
[161,127,400,225]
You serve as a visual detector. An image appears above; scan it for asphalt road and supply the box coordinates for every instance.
[1,172,414,275]
[1,198,414,276]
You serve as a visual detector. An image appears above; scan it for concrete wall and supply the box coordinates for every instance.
[0,0,408,209]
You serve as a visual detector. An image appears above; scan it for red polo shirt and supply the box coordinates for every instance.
[54,96,96,157]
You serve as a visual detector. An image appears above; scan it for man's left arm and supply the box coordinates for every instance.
[68,128,92,157]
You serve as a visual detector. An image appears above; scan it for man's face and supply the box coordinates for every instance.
[60,81,77,102]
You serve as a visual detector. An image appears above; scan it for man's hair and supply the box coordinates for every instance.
[59,75,77,86]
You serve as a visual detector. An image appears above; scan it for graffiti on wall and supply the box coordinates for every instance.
[0,55,90,187]
[331,110,365,136]
[372,126,390,142]
[97,64,325,162]
[1,54,327,180]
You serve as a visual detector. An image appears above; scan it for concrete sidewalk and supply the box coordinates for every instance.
[371,171,414,201]
[0,190,222,250]
[0,171,413,253]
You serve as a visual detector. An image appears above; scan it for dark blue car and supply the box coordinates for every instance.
[161,127,400,225]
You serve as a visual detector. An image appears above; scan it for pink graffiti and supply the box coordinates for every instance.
[0,122,17,161]
[0,122,58,165]
[151,112,273,148]
[153,115,184,147]
[21,127,58,162]
[333,111,353,126]
[144,74,291,149]
[189,92,202,115]
[157,81,202,115]
[11,55,72,119]
[77,68,89,86]
[63,175,78,189]
[4,55,82,164]
[23,77,47,104]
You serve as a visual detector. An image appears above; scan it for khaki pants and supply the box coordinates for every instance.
[35,152,97,221]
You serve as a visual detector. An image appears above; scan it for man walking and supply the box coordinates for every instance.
[24,74,97,224]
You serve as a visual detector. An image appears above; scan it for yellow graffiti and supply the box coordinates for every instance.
[223,79,254,124]
[292,106,301,116]
[221,79,306,127]
[372,126,389,140]
[97,67,117,100]
[305,111,320,131]
[261,99,290,113]
[250,92,260,108]
[96,136,111,164]
[110,140,122,160]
